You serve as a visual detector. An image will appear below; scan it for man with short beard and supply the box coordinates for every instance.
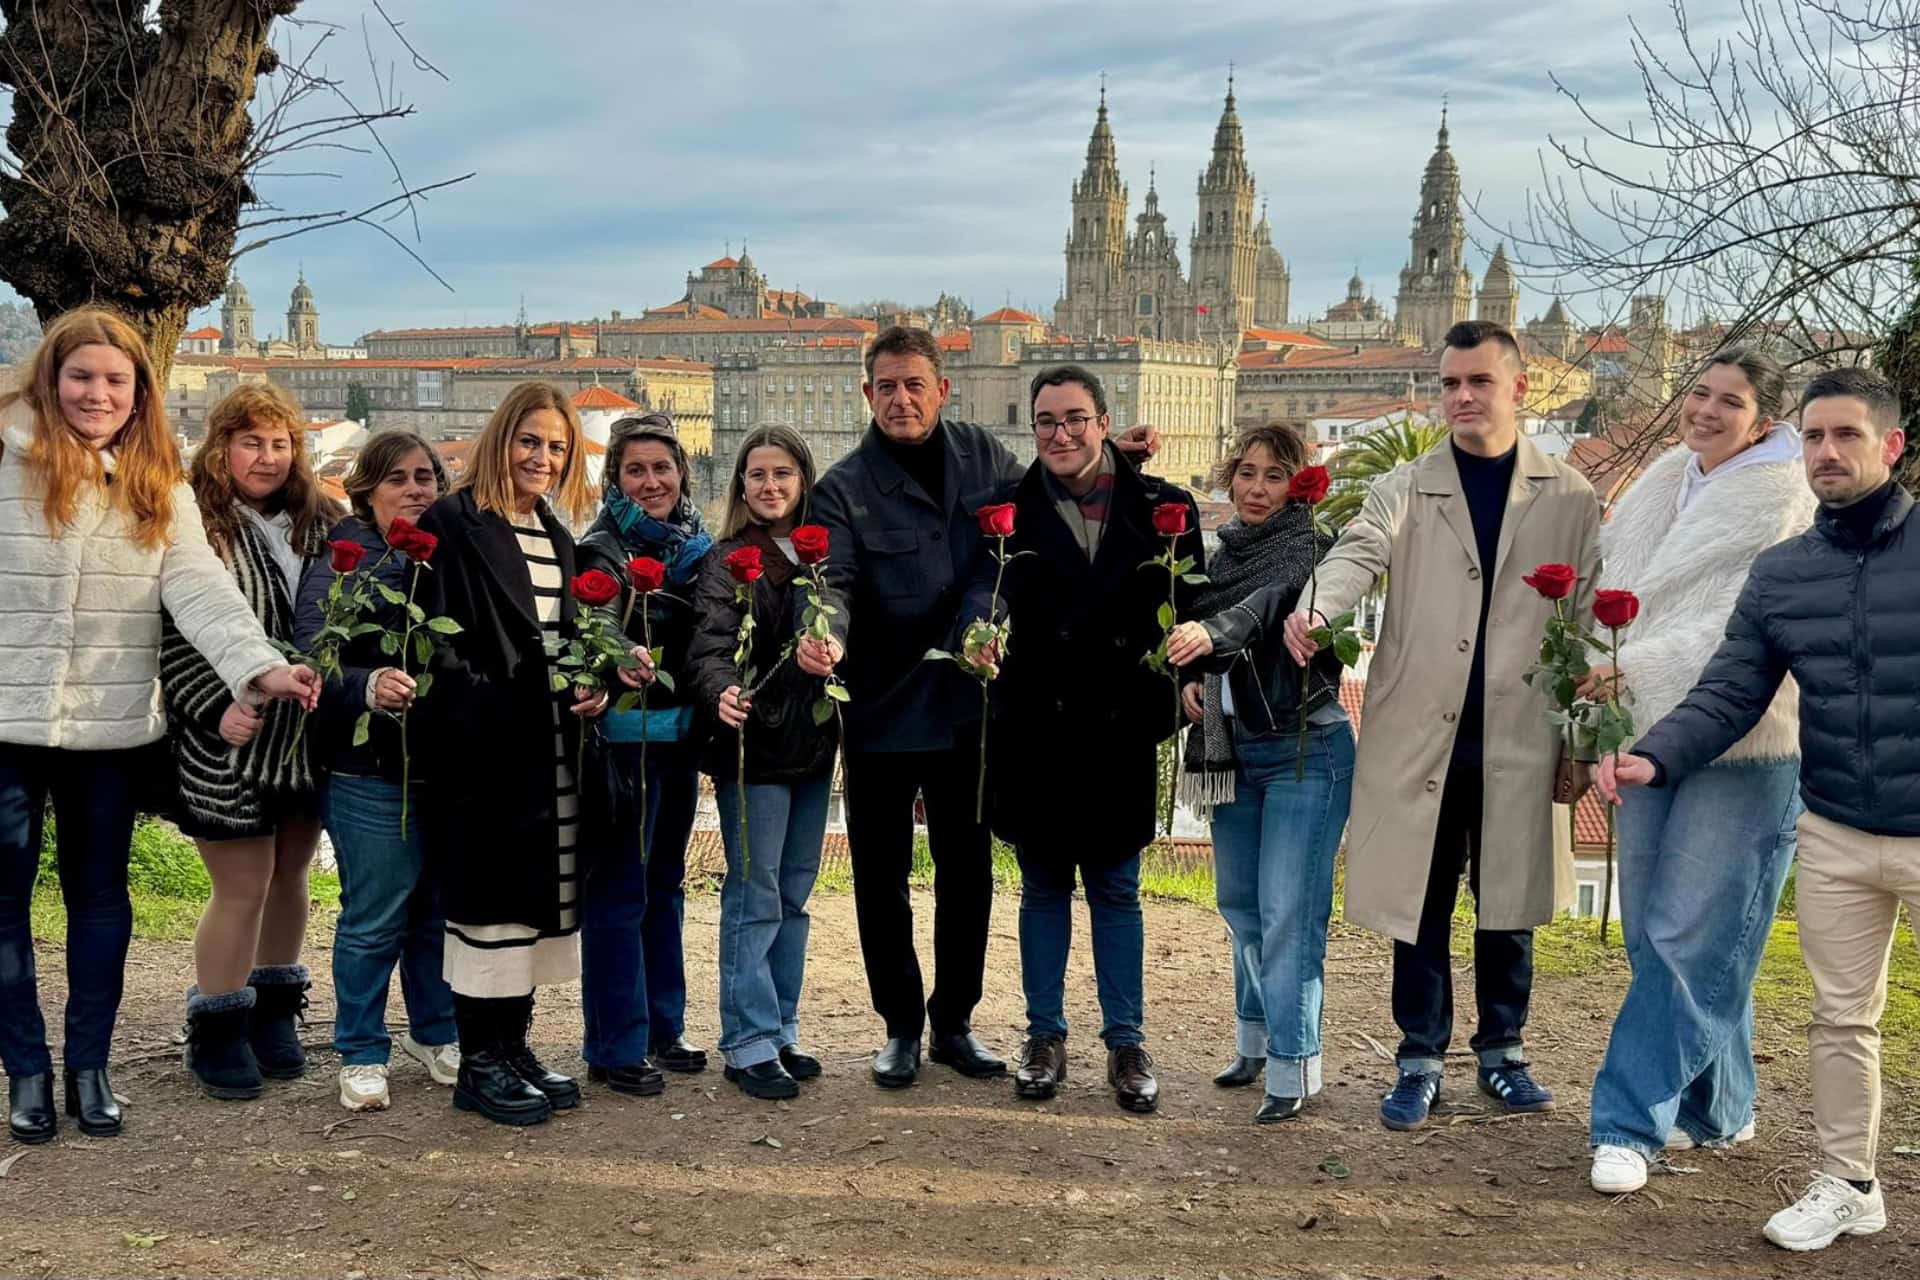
[812,326,1155,1089]
[1603,369,1915,1254]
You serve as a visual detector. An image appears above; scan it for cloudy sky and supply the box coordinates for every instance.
[24,1,1733,341]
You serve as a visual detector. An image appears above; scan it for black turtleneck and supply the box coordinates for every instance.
[1824,477,1898,545]
[879,420,946,505]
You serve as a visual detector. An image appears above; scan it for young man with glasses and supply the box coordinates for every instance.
[812,329,1157,1089]
[958,363,1203,1113]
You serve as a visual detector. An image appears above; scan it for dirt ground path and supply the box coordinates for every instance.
[1,887,1915,1279]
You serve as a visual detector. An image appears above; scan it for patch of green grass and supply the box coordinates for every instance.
[1755,913,1920,1088]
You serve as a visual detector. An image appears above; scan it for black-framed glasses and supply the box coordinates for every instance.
[1033,413,1097,439]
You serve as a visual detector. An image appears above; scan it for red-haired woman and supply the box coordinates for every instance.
[0,309,317,1144]
[162,382,343,1101]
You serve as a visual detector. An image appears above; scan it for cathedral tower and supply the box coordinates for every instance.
[1254,200,1291,328]
[1121,167,1191,339]
[1057,84,1128,337]
[1189,76,1259,337]
[220,274,254,355]
[1394,108,1474,348]
[1475,243,1519,328]
[286,269,320,356]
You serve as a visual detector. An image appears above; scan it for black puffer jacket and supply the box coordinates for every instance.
[1634,484,1920,835]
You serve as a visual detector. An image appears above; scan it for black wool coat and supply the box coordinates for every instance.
[963,454,1205,863]
[413,490,602,932]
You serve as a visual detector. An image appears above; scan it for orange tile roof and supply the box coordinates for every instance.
[645,300,730,320]
[976,307,1043,325]
[597,316,877,337]
[1242,327,1331,347]
[1585,332,1631,355]
[572,384,640,410]
[1279,346,1440,371]
[182,326,222,341]
[1575,791,1610,848]
[704,256,740,270]
[936,332,973,352]
[1315,397,1431,420]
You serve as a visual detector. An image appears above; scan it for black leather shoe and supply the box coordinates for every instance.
[651,1037,708,1073]
[7,1072,55,1144]
[1214,1055,1263,1088]
[506,1046,579,1109]
[1254,1094,1305,1124]
[1014,1036,1067,1101]
[454,1049,552,1127]
[724,1060,800,1100]
[778,1045,822,1081]
[1108,1044,1159,1114]
[871,1037,921,1089]
[587,1062,665,1097]
[929,1031,1007,1078]
[63,1067,122,1137]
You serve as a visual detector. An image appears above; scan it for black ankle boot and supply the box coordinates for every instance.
[451,995,550,1127]
[504,994,578,1109]
[246,965,310,1080]
[8,1072,56,1144]
[63,1066,122,1137]
[185,986,264,1100]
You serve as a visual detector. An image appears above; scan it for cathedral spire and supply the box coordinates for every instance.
[1202,74,1251,190]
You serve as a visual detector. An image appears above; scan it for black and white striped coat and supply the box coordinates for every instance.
[159,508,323,836]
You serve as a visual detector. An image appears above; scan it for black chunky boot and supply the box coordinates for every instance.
[63,1067,123,1137]
[246,965,310,1080]
[505,994,579,1110]
[8,1072,56,1144]
[451,995,550,1127]
[185,986,264,1100]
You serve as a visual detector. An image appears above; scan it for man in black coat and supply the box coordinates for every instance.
[813,326,1156,1088]
[1601,369,1915,1254]
[962,363,1204,1114]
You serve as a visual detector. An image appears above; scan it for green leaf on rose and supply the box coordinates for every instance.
[1156,601,1174,630]
[824,683,850,702]
[375,584,406,607]
[425,616,462,635]
[379,633,400,656]
[812,699,835,725]
[653,669,676,693]
[550,672,571,693]
[411,672,433,699]
[351,712,371,747]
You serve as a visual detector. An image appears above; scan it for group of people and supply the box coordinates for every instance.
[0,305,1912,1257]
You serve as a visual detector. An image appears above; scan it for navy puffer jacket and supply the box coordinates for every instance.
[1633,485,1920,836]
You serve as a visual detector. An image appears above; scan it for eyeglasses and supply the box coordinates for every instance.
[1033,413,1097,439]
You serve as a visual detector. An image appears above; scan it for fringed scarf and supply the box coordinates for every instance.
[592,472,713,587]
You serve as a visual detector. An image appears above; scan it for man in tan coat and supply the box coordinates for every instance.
[1284,320,1600,1131]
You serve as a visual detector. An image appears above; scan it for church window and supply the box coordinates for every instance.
[1205,212,1214,234]
[1006,402,1018,426]
[1137,294,1154,317]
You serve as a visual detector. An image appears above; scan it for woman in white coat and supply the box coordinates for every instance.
[1586,346,1816,1193]
[0,308,317,1145]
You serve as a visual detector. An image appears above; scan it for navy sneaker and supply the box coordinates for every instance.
[1478,1061,1555,1113]
[1380,1069,1441,1131]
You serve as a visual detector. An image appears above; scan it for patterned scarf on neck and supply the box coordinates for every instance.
[594,474,713,586]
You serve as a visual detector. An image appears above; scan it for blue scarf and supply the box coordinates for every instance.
[595,482,712,585]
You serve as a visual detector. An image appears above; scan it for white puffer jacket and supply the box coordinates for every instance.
[1599,433,1816,764]
[0,422,283,750]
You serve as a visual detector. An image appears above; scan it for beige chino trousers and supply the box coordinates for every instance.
[1794,809,1920,1183]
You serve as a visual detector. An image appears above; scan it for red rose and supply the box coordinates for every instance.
[570,569,621,608]
[790,525,831,565]
[328,540,366,573]
[724,545,764,584]
[1151,502,1189,537]
[627,556,667,594]
[976,502,1017,538]
[1287,465,1331,505]
[1522,563,1577,600]
[1593,588,1641,630]
[384,516,438,563]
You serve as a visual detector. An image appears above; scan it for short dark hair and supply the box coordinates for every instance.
[865,325,942,382]
[1701,345,1788,420]
[1028,362,1107,417]
[1216,422,1308,491]
[1799,367,1902,436]
[605,412,690,496]
[1442,320,1522,366]
[342,428,448,524]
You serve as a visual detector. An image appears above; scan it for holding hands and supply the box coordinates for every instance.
[252,663,321,712]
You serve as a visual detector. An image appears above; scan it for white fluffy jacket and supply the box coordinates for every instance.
[1599,440,1815,764]
[0,422,283,750]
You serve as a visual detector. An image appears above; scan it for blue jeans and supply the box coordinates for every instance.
[715,776,828,1069]
[1210,722,1355,1098]
[0,744,139,1076]
[1016,849,1145,1049]
[581,748,700,1066]
[1589,757,1801,1156]
[324,774,455,1065]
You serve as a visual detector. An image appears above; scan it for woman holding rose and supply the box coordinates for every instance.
[0,309,317,1144]
[293,428,462,1113]
[161,382,343,1101]
[1165,423,1353,1123]
[573,413,713,1095]
[412,382,637,1127]
[686,424,842,1101]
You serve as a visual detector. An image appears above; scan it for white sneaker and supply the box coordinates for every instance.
[1763,1173,1887,1252]
[398,1032,460,1086]
[338,1064,390,1112]
[1590,1145,1649,1194]
[1665,1120,1757,1150]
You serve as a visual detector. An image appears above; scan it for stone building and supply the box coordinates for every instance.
[1394,110,1474,348]
[1475,244,1519,329]
[1525,295,1580,361]
[1235,342,1590,426]
[219,276,253,355]
[286,271,322,358]
[1308,270,1396,346]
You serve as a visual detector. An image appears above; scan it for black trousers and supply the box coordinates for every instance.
[843,743,993,1041]
[1391,758,1534,1068]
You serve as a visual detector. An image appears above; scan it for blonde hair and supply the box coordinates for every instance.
[456,382,595,527]
[0,307,178,549]
[191,381,341,557]
[720,422,817,539]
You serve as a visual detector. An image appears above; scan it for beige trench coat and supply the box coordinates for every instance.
[1311,435,1601,943]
